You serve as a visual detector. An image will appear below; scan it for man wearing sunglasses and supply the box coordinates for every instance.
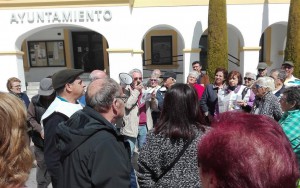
[120,68,156,187]
[282,61,298,85]
[256,62,268,79]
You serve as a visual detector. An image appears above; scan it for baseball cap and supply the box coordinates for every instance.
[257,62,268,70]
[52,69,84,90]
[161,71,177,80]
[38,78,54,96]
[282,61,294,67]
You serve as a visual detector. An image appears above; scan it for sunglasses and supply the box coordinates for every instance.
[244,77,254,81]
[282,65,293,69]
[255,84,262,89]
[258,69,266,72]
[150,79,157,82]
[134,77,142,81]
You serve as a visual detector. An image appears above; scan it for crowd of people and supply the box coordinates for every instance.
[1,60,300,188]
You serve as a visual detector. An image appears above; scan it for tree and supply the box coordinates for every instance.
[285,0,300,78]
[207,0,228,81]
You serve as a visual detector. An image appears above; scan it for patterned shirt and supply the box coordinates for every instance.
[279,109,300,166]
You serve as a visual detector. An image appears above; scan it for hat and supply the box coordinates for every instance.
[257,62,268,70]
[282,61,294,67]
[38,78,54,96]
[161,71,177,80]
[245,72,256,81]
[52,69,84,90]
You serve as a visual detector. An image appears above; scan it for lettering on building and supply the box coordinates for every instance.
[10,10,112,24]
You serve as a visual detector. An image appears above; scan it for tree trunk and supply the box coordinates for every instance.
[207,0,228,81]
[285,0,300,78]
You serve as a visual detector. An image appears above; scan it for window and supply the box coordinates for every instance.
[151,36,172,65]
[144,30,178,68]
[28,40,66,67]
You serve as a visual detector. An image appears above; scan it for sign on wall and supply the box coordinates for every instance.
[28,40,66,67]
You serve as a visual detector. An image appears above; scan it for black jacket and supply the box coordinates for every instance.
[56,106,131,188]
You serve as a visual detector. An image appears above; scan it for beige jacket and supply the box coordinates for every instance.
[120,86,157,138]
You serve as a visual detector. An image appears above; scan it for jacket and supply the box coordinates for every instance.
[199,84,219,116]
[121,86,156,138]
[137,129,205,188]
[251,91,282,121]
[27,94,52,148]
[56,106,131,188]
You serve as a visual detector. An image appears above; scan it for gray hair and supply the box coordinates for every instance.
[270,69,287,83]
[277,70,287,82]
[188,71,200,78]
[255,77,275,92]
[283,86,300,109]
[129,68,142,77]
[245,72,256,80]
[86,78,121,112]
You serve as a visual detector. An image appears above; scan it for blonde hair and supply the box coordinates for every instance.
[6,77,21,91]
[0,92,33,188]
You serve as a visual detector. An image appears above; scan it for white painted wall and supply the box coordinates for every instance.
[0,3,291,91]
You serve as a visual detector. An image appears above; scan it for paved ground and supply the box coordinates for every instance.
[26,167,53,188]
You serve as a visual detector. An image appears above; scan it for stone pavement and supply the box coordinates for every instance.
[25,167,53,188]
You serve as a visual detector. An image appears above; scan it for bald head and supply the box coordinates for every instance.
[86,78,121,112]
[89,70,107,81]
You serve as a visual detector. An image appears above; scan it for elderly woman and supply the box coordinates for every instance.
[223,70,255,111]
[250,77,282,121]
[187,71,205,99]
[6,77,30,109]
[237,72,256,112]
[279,86,300,169]
[200,68,228,119]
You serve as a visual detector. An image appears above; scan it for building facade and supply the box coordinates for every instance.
[0,0,290,92]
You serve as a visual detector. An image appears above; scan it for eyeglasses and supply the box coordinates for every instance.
[134,77,142,81]
[115,96,128,103]
[258,69,266,72]
[12,85,21,88]
[244,77,254,81]
[150,79,157,82]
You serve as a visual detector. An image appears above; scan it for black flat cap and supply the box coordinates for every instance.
[52,69,84,90]
[161,71,177,80]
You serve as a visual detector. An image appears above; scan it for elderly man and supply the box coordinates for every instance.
[41,69,85,188]
[192,61,210,86]
[56,78,131,188]
[270,68,286,98]
[282,61,298,85]
[79,69,108,105]
[156,71,177,111]
[256,62,268,79]
[121,68,155,153]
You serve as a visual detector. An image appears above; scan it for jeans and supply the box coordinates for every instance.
[137,124,148,149]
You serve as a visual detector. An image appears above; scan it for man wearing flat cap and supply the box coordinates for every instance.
[27,77,56,188]
[256,62,268,79]
[156,71,177,111]
[282,61,298,85]
[41,69,85,188]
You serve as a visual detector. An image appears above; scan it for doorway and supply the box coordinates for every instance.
[72,31,105,72]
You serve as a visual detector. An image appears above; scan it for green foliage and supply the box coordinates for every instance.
[207,0,228,81]
[285,0,300,78]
